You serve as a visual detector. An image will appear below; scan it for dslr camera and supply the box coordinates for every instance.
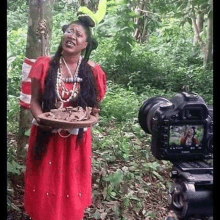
[138,92,213,161]
[138,92,213,219]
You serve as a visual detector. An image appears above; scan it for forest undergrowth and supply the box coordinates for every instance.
[7,0,213,219]
[7,81,175,219]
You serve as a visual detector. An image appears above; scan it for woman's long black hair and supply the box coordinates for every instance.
[34,20,99,159]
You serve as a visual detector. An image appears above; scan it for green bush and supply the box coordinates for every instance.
[7,1,213,219]
[92,20,213,104]
[7,28,27,97]
[100,80,140,123]
[7,95,20,133]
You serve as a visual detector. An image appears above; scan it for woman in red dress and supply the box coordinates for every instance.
[24,17,106,220]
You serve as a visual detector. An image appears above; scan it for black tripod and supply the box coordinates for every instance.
[165,160,213,220]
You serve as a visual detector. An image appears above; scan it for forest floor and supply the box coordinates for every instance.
[7,123,176,220]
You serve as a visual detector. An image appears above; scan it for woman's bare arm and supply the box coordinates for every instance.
[30,78,43,123]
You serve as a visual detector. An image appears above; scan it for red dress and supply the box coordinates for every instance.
[24,57,106,220]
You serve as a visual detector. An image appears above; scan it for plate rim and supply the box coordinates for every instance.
[38,112,98,128]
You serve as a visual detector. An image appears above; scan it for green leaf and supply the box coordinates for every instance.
[7,161,25,175]
[186,17,192,25]
[123,197,130,207]
[110,191,117,198]
[152,170,164,181]
[24,128,31,136]
[103,171,124,187]
[93,210,100,219]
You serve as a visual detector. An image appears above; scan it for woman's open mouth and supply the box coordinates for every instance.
[65,40,75,47]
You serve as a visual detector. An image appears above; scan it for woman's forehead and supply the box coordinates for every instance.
[68,23,86,33]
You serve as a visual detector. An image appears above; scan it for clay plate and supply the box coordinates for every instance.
[38,113,98,129]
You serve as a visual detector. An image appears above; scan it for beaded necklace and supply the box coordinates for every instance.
[61,57,83,83]
[55,56,82,108]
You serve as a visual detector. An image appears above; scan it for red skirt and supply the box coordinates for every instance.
[24,125,92,220]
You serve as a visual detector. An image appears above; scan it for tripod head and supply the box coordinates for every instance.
[168,161,213,219]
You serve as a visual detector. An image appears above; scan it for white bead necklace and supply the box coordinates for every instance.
[61,56,83,83]
[55,56,82,105]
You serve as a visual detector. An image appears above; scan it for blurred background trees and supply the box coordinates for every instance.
[7,0,213,218]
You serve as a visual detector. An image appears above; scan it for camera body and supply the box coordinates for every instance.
[139,92,213,161]
[138,92,213,219]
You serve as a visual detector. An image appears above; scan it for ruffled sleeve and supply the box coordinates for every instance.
[28,56,51,94]
[92,64,107,102]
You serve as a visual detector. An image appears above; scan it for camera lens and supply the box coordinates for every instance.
[138,97,172,134]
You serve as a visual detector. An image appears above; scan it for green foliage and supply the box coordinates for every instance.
[88,80,174,218]
[93,16,213,104]
[7,0,28,31]
[92,0,136,72]
[7,27,26,138]
[7,28,27,97]
[100,81,139,123]
[7,0,213,218]
[111,1,135,61]
[7,95,20,133]
[7,160,25,212]
[7,161,25,175]
[53,0,79,12]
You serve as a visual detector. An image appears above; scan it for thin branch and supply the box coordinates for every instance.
[191,3,205,54]
[136,8,160,17]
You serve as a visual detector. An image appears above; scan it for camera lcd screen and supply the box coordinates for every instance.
[169,125,204,147]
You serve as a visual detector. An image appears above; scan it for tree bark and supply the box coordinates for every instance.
[17,0,54,162]
[140,15,148,43]
[191,1,213,69]
[133,0,146,42]
[193,13,204,44]
[26,0,54,58]
[17,108,33,161]
[79,0,89,7]
[88,0,99,11]
[204,12,213,69]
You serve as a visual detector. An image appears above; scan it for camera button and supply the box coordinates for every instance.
[162,134,168,140]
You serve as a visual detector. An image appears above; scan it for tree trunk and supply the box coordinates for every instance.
[133,0,145,42]
[203,12,213,69]
[88,0,99,11]
[26,0,54,58]
[79,0,89,7]
[193,13,204,44]
[140,16,148,43]
[17,108,33,161]
[191,1,213,69]
[17,0,54,162]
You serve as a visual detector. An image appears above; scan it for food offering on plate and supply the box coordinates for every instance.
[47,106,92,121]
[38,106,98,129]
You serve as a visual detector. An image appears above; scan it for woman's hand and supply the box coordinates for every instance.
[37,118,53,131]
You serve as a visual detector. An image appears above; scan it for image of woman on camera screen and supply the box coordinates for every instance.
[180,126,200,146]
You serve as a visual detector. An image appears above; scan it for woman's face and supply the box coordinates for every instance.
[61,23,88,55]
[187,128,194,137]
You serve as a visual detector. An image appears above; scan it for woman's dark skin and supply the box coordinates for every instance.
[31,23,99,130]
